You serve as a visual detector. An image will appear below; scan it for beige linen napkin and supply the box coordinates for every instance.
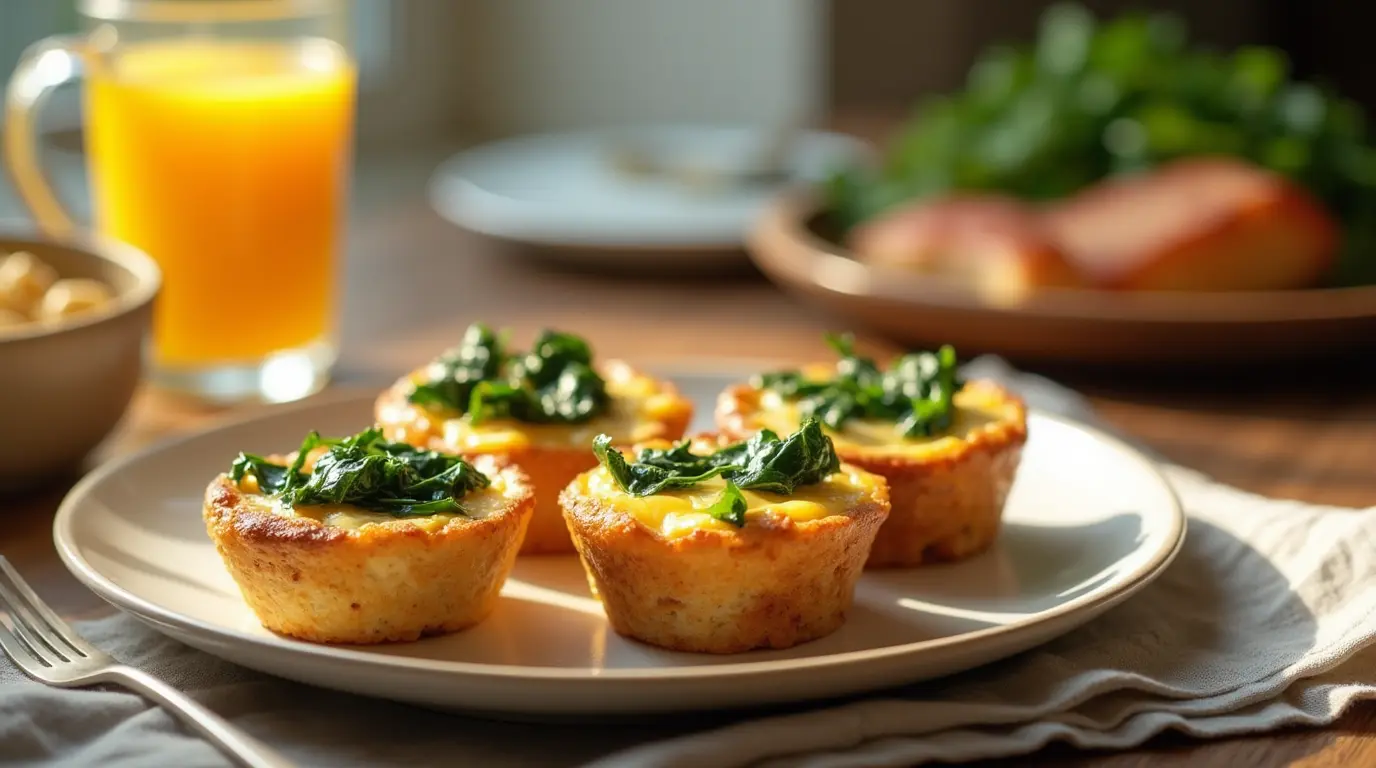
[590,463,1376,767]
[587,359,1376,766]
[4,359,1375,767]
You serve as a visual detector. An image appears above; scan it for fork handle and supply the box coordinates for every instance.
[95,665,294,768]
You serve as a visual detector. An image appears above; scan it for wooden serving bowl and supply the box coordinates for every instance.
[0,224,159,490]
[747,191,1376,365]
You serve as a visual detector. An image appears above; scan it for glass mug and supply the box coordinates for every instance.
[5,0,356,402]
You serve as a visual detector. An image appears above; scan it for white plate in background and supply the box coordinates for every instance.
[53,370,1184,717]
[428,125,868,267]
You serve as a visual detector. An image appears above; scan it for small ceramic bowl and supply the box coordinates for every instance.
[0,224,160,490]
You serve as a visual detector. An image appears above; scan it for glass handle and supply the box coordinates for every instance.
[4,36,85,237]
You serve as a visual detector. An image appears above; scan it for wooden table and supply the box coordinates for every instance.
[5,189,1376,767]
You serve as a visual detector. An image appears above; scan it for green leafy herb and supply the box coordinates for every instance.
[754,334,963,439]
[702,480,747,527]
[228,427,491,517]
[407,323,504,412]
[823,2,1376,286]
[591,434,731,497]
[406,324,610,424]
[591,419,841,524]
[690,423,842,495]
[470,330,609,423]
[230,452,297,495]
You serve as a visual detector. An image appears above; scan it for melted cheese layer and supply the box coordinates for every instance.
[399,363,683,452]
[238,474,511,533]
[578,465,882,538]
[755,385,1015,459]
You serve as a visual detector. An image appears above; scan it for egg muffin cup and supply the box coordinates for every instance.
[560,436,890,654]
[203,454,534,644]
[717,379,1027,569]
[377,360,693,556]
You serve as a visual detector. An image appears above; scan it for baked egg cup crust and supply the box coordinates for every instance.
[374,360,693,556]
[203,455,534,644]
[715,378,1027,569]
[559,437,890,654]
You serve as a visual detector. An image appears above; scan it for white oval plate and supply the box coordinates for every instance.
[428,125,868,262]
[54,371,1184,717]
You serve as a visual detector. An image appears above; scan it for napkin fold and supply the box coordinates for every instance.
[4,359,1375,768]
[590,464,1376,767]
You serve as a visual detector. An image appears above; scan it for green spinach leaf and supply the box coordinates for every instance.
[229,452,297,494]
[407,324,610,424]
[725,423,842,493]
[407,323,504,412]
[702,480,747,527]
[228,427,491,517]
[592,434,735,497]
[592,419,841,525]
[753,334,964,438]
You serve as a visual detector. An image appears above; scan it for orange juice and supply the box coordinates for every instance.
[85,39,355,366]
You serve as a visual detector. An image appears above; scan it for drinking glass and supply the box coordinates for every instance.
[6,0,356,402]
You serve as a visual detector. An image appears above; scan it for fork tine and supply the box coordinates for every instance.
[0,557,95,658]
[0,581,70,665]
[0,615,47,671]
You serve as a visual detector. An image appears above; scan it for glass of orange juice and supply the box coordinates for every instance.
[5,0,355,402]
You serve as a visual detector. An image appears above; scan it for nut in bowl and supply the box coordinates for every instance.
[0,226,159,490]
[375,322,693,555]
[560,422,891,654]
[716,334,1027,568]
[203,427,534,644]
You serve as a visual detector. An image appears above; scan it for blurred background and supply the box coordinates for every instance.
[3,0,1375,392]
[4,0,1376,489]
[8,0,1369,154]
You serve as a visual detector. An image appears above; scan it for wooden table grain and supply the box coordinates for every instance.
[4,194,1375,767]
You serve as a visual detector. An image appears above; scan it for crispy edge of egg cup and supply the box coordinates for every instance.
[715,378,1028,569]
[559,435,891,654]
[203,454,535,645]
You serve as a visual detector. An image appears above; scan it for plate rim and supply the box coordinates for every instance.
[53,388,1187,683]
[427,125,870,248]
[751,191,1376,325]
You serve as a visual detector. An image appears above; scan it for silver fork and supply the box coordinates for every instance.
[0,557,293,768]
